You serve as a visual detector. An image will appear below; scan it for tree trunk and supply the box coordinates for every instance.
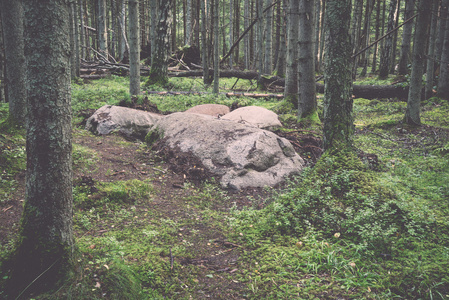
[201,0,210,84]
[129,0,141,95]
[150,0,158,63]
[298,0,316,119]
[378,0,397,79]
[360,0,374,77]
[405,0,431,125]
[323,0,353,151]
[244,0,250,69]
[97,0,108,58]
[438,2,449,99]
[397,0,415,75]
[371,0,382,73]
[148,0,172,85]
[284,0,299,108]
[426,0,439,99]
[257,0,264,84]
[186,0,192,45]
[390,0,401,74]
[213,0,220,94]
[314,0,322,73]
[351,0,363,78]
[264,0,273,74]
[229,0,234,68]
[69,0,80,78]
[7,0,74,297]
[0,0,27,125]
[275,0,287,77]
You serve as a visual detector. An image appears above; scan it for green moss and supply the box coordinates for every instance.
[144,127,164,146]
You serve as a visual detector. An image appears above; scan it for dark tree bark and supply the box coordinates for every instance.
[0,0,27,125]
[397,0,415,75]
[405,0,431,124]
[438,1,449,99]
[201,0,210,84]
[323,0,354,151]
[379,0,397,79]
[426,0,439,99]
[298,0,316,119]
[6,0,74,297]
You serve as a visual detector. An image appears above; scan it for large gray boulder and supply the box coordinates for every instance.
[149,112,303,190]
[185,104,230,117]
[221,106,282,129]
[86,105,162,139]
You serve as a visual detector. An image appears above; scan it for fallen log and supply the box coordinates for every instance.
[145,91,283,99]
[171,70,410,100]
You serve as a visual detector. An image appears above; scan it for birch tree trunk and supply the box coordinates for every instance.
[298,0,316,120]
[0,0,27,126]
[405,0,431,124]
[323,0,354,151]
[284,0,299,108]
[7,0,74,296]
[129,0,141,95]
[148,0,172,85]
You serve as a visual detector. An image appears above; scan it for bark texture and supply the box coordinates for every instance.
[284,0,299,108]
[7,0,74,297]
[405,0,431,125]
[0,0,27,125]
[323,0,353,151]
[438,1,449,99]
[129,0,141,95]
[148,0,172,85]
[298,0,316,119]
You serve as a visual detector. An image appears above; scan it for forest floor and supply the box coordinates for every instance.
[1,75,449,299]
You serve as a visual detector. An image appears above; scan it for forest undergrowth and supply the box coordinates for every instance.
[1,75,448,299]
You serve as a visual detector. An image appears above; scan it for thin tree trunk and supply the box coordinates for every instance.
[229,0,234,67]
[298,0,316,119]
[8,0,74,296]
[98,0,108,58]
[438,2,449,99]
[264,0,273,74]
[379,0,397,79]
[426,0,439,99]
[201,0,210,84]
[284,0,299,108]
[244,0,250,69]
[372,0,382,72]
[390,0,401,74]
[314,0,321,73]
[0,0,27,125]
[213,0,220,94]
[129,0,141,95]
[186,0,192,44]
[398,0,415,75]
[150,0,158,63]
[405,0,431,124]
